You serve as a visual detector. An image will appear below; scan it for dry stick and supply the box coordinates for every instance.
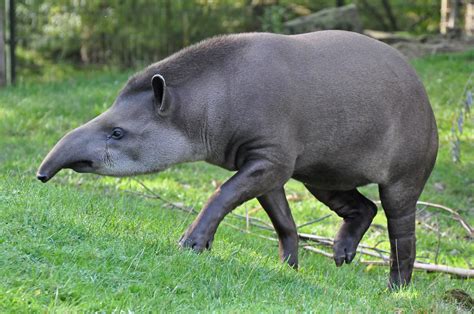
[299,235,390,261]
[128,185,274,231]
[302,245,333,258]
[225,219,473,277]
[230,212,274,230]
[241,215,392,257]
[129,184,473,277]
[297,214,332,229]
[420,222,441,234]
[130,187,426,262]
[248,206,263,215]
[373,200,473,237]
[298,232,333,244]
[133,179,197,213]
[131,186,398,259]
[416,204,428,215]
[361,260,474,278]
[222,221,278,243]
[128,186,383,257]
[226,221,474,277]
[229,207,397,258]
[230,212,394,262]
[416,201,473,237]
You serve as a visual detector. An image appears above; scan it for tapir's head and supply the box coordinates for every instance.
[37,74,199,183]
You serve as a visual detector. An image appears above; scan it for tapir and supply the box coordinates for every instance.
[37,30,438,288]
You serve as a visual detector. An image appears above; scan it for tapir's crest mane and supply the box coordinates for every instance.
[124,34,250,93]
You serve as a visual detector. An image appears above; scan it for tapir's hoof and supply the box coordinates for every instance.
[388,280,408,291]
[388,274,411,290]
[178,233,213,252]
[333,238,357,266]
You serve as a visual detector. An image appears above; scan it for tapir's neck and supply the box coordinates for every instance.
[173,77,239,171]
[199,112,241,172]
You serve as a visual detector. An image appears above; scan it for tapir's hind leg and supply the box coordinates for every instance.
[379,180,421,288]
[257,187,299,268]
[304,187,377,266]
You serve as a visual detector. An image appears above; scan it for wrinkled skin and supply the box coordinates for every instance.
[37,31,438,288]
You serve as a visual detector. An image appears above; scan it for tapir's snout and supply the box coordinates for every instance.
[36,126,99,183]
[36,173,51,183]
[37,159,94,183]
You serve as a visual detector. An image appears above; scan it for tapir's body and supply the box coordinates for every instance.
[38,31,438,288]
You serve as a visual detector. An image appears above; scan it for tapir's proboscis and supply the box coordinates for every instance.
[37,31,438,288]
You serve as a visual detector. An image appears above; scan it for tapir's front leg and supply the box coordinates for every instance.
[179,158,293,251]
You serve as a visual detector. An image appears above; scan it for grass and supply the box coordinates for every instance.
[0,50,473,312]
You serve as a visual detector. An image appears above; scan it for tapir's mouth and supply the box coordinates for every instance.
[37,159,95,183]
[64,160,94,173]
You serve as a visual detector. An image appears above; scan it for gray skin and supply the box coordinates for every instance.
[37,30,438,288]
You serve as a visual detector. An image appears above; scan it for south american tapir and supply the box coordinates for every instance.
[37,31,439,288]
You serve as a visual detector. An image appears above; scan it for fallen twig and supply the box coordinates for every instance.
[420,221,442,234]
[127,183,473,278]
[298,232,392,257]
[374,200,473,238]
[361,260,474,278]
[301,245,473,278]
[299,237,390,261]
[230,212,274,230]
[417,201,473,238]
[297,214,331,229]
[302,245,333,258]
[224,221,472,277]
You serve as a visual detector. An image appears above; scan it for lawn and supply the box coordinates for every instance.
[0,50,473,312]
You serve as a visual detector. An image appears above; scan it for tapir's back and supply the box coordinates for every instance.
[235,31,437,187]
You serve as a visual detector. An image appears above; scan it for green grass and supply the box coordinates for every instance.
[1,51,473,312]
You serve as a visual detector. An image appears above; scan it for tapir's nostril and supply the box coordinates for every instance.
[36,174,49,183]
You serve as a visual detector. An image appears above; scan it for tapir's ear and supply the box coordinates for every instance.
[151,74,171,115]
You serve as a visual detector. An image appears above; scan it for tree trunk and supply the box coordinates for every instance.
[0,6,6,87]
[447,0,460,30]
[6,0,15,85]
[359,0,390,31]
[380,0,398,31]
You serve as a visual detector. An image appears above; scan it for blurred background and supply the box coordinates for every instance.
[1,0,473,85]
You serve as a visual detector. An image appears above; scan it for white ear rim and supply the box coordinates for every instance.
[151,74,166,107]
[152,74,166,86]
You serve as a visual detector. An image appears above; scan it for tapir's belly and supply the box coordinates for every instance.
[292,161,374,190]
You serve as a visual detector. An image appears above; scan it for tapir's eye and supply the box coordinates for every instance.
[110,127,125,140]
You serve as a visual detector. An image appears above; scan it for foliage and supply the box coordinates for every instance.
[450,74,473,163]
[16,0,252,68]
[14,0,444,73]
[260,5,287,33]
[0,45,473,311]
[356,0,440,33]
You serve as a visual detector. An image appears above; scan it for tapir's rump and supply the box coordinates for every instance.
[38,31,438,288]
